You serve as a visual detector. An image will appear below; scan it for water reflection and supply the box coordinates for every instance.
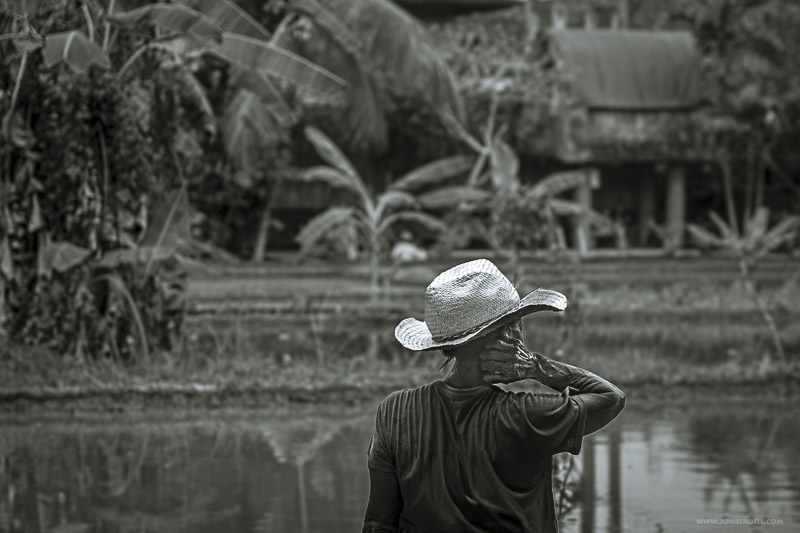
[1,404,798,532]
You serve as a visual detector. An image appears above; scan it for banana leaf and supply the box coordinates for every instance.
[213,33,345,94]
[0,235,14,281]
[374,190,418,221]
[286,0,462,150]
[38,241,92,276]
[28,194,44,233]
[377,211,448,236]
[295,206,357,252]
[108,4,222,42]
[220,89,281,172]
[418,186,491,209]
[526,170,598,201]
[391,155,474,191]
[687,223,726,249]
[742,207,769,251]
[301,167,363,198]
[43,31,111,74]
[303,126,371,205]
[757,216,800,254]
[489,139,519,193]
[175,0,271,40]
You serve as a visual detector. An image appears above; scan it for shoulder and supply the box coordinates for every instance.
[377,383,435,413]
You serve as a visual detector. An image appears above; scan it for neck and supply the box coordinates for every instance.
[442,351,485,388]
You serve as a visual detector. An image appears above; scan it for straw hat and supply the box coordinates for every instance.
[395,259,567,351]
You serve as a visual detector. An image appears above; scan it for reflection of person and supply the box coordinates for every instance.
[362,259,625,533]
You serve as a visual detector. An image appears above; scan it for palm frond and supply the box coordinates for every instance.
[220,89,283,172]
[295,206,357,252]
[391,155,474,191]
[43,31,111,73]
[375,190,418,222]
[377,210,447,236]
[174,0,271,40]
[418,186,491,209]
[213,32,346,94]
[108,4,222,42]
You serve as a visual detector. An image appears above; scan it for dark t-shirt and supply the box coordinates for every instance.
[367,380,586,533]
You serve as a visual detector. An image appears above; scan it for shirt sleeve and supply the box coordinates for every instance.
[367,402,396,473]
[504,387,587,455]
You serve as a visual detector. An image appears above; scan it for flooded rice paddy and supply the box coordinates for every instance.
[3,313,799,532]
[0,402,798,532]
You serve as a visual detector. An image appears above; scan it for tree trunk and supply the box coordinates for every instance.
[251,178,283,262]
[369,241,380,303]
[251,204,271,263]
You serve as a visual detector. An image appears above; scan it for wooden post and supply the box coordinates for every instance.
[638,176,656,246]
[583,7,596,30]
[618,0,629,28]
[665,166,686,250]
[573,168,597,255]
[552,2,568,30]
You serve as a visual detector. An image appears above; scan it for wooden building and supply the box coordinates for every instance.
[273,0,730,253]
[407,0,729,252]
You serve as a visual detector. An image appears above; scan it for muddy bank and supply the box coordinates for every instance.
[3,380,799,416]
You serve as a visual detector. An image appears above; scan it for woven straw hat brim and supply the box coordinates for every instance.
[395,288,567,352]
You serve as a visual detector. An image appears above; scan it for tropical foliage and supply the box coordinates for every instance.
[0,0,344,354]
[688,207,799,361]
[273,0,464,151]
[438,102,623,260]
[296,126,469,297]
[674,0,800,217]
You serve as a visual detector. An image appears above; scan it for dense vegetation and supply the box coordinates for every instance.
[1,0,798,377]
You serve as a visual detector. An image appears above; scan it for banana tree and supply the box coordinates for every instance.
[297,126,470,300]
[688,207,799,362]
[439,101,622,270]
[275,0,463,152]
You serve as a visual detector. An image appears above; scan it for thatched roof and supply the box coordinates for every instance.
[551,30,704,111]
[396,0,522,7]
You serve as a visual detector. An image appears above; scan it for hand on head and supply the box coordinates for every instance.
[480,318,529,384]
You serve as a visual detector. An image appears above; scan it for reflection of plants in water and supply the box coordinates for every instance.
[686,412,788,514]
[553,453,580,519]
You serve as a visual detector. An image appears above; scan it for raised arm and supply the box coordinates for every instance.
[481,321,625,435]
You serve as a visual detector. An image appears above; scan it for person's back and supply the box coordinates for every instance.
[362,260,625,533]
[368,381,585,532]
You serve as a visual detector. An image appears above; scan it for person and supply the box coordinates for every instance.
[362,259,625,533]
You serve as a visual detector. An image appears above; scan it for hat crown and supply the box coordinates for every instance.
[424,259,519,341]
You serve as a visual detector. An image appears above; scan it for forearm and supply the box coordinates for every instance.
[521,349,625,434]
